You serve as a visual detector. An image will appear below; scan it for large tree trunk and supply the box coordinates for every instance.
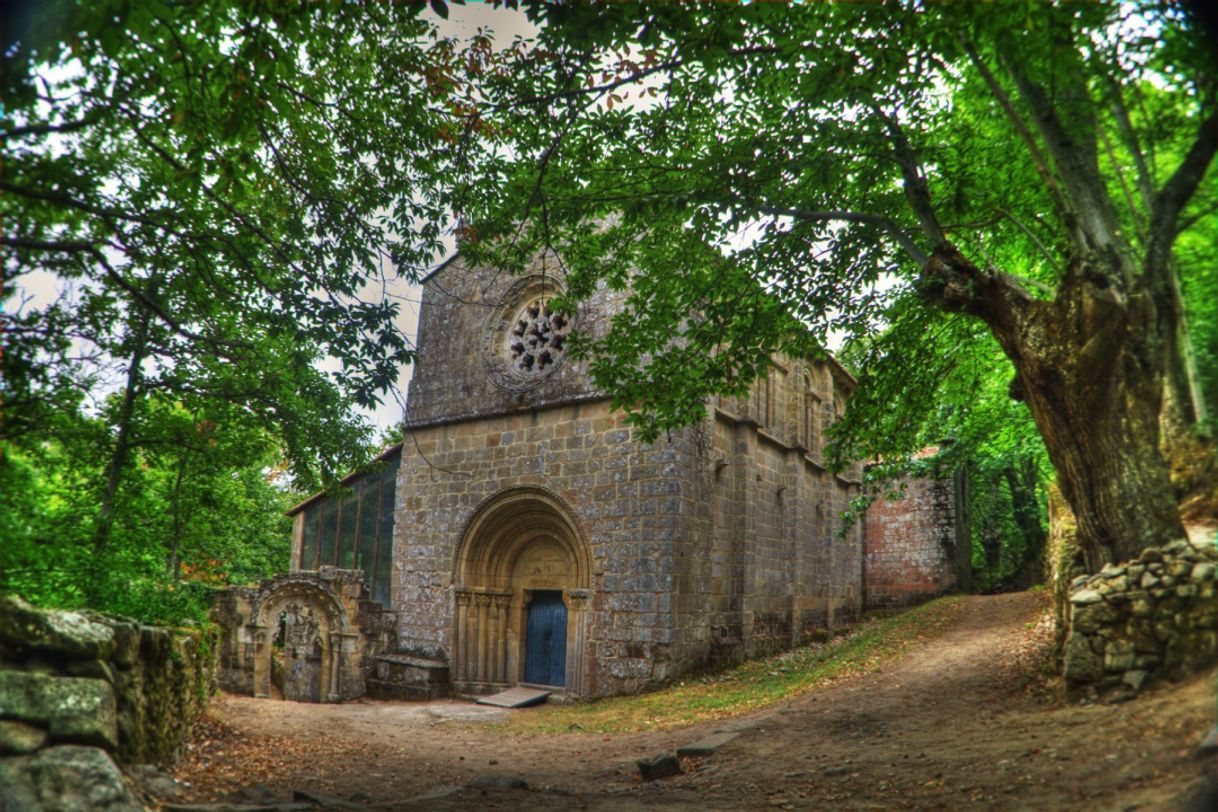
[923,245,1186,570]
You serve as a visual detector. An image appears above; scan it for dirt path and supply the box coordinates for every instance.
[175,593,1216,810]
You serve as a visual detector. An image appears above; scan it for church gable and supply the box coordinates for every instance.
[405,253,625,428]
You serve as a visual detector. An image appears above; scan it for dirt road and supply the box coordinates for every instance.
[175,592,1217,810]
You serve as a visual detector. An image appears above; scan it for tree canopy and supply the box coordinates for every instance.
[448,0,1218,569]
[1,0,459,616]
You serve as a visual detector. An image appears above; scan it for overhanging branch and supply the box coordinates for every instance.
[758,205,929,265]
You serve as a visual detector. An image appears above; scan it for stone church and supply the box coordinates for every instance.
[213,252,965,703]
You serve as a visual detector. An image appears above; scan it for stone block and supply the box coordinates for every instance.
[1070,589,1103,606]
[1064,633,1103,682]
[1103,640,1136,672]
[637,752,682,781]
[0,719,48,755]
[0,745,141,812]
[0,595,115,662]
[676,731,740,758]
[0,671,118,750]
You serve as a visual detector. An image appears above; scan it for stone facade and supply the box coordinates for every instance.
[863,458,972,608]
[1063,538,1218,699]
[390,254,864,699]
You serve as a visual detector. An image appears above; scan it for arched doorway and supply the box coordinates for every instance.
[453,487,591,696]
[250,579,349,702]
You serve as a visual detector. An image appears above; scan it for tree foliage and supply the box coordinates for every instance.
[451,1,1218,568]
[0,397,293,622]
[2,0,461,617]
[2,0,458,489]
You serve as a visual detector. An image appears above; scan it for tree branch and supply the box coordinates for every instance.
[958,36,1071,227]
[1,116,97,140]
[867,105,947,249]
[2,236,249,354]
[1147,105,1218,269]
[757,205,928,265]
[993,208,1063,277]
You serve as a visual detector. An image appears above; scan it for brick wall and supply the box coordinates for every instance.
[863,471,965,608]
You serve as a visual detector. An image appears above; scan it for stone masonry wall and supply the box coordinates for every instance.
[1063,539,1218,699]
[398,253,864,698]
[396,400,700,697]
[0,595,217,810]
[863,470,965,609]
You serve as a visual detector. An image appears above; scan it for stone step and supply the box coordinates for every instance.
[676,730,740,758]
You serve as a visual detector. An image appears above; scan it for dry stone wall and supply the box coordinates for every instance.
[1063,539,1218,698]
[0,595,217,810]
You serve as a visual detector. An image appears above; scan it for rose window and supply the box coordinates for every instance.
[506,298,572,374]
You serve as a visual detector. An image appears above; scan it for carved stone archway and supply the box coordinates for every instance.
[452,487,591,696]
[249,578,350,703]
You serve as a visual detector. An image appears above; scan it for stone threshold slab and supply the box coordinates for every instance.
[476,686,552,708]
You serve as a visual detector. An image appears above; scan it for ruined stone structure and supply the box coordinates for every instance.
[212,569,400,703]
[0,595,217,810]
[863,453,972,608]
[374,253,864,700]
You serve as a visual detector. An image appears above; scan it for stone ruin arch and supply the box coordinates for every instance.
[249,577,351,703]
[451,486,592,696]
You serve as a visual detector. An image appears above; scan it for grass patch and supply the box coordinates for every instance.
[492,595,965,736]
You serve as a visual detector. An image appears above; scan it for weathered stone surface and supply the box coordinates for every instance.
[0,745,141,812]
[637,752,682,781]
[1072,601,1119,633]
[67,658,117,684]
[466,774,529,791]
[1122,670,1147,690]
[0,719,48,755]
[292,788,371,810]
[0,595,115,662]
[677,731,740,758]
[1103,640,1136,672]
[108,621,141,669]
[0,670,117,749]
[0,600,216,768]
[129,762,188,801]
[1063,540,1218,697]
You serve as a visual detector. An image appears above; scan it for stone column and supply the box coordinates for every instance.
[475,593,492,683]
[565,589,590,698]
[493,593,511,683]
[327,633,342,703]
[454,590,472,683]
[251,624,270,698]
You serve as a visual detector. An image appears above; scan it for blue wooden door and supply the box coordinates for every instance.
[523,591,567,686]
